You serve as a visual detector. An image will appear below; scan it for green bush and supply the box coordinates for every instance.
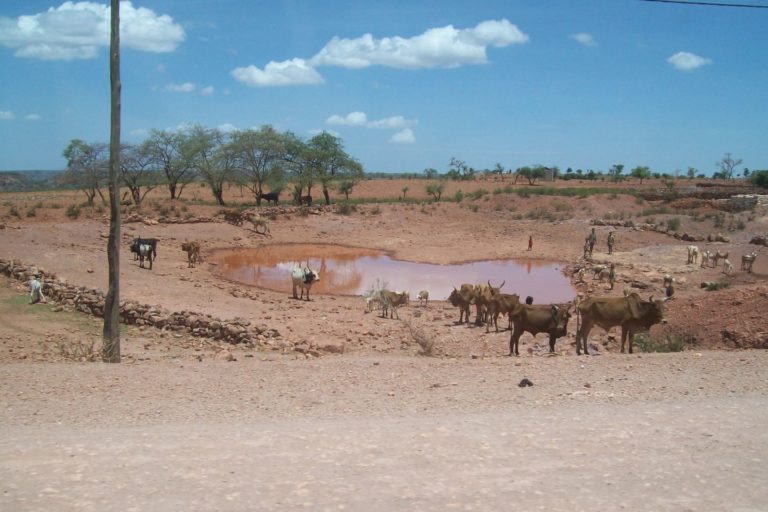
[66,204,81,219]
[453,190,464,202]
[468,204,479,212]
[705,280,731,292]
[26,207,36,217]
[633,332,689,353]
[666,217,681,231]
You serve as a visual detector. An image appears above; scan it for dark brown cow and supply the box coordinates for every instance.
[448,284,475,325]
[576,294,668,355]
[507,304,572,356]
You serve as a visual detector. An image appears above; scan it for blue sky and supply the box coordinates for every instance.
[1,0,766,175]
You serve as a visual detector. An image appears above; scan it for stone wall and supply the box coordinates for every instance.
[0,259,280,348]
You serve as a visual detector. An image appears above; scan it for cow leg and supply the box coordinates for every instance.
[576,323,591,356]
[549,334,556,353]
[508,329,521,356]
[620,326,629,353]
[292,284,298,299]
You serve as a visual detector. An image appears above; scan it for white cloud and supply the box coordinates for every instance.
[667,51,712,71]
[0,1,185,60]
[0,110,14,120]
[200,85,214,96]
[309,18,528,70]
[166,82,196,93]
[390,128,415,144]
[326,111,418,130]
[326,111,368,126]
[367,116,417,129]
[25,113,41,121]
[217,123,237,133]
[129,128,148,137]
[231,58,325,87]
[309,128,340,137]
[571,33,597,47]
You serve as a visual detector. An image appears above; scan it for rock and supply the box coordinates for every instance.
[518,378,534,387]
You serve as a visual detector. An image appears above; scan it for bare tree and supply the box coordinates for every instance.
[103,0,121,363]
[716,153,743,180]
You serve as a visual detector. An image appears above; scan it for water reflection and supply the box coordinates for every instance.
[210,244,576,303]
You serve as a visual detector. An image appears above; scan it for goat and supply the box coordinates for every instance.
[723,258,733,275]
[417,290,429,307]
[687,245,699,265]
[741,252,757,273]
[713,250,729,268]
[181,241,201,268]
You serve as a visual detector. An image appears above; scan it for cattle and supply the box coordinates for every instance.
[181,241,201,268]
[723,258,733,275]
[244,213,270,236]
[379,290,409,319]
[485,293,521,333]
[291,267,320,300]
[136,243,154,269]
[130,237,157,261]
[258,191,280,205]
[712,250,729,268]
[700,250,712,268]
[448,284,475,325]
[686,245,699,265]
[301,195,313,206]
[417,290,429,307]
[507,303,572,356]
[592,265,607,279]
[741,252,757,273]
[473,280,505,330]
[575,293,669,355]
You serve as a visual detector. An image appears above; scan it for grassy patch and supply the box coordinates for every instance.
[633,332,689,353]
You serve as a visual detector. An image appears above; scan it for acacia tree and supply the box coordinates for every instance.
[145,128,198,199]
[283,132,315,204]
[188,126,236,206]
[231,125,286,206]
[716,153,743,180]
[307,131,363,205]
[120,142,158,206]
[609,164,624,182]
[630,165,651,184]
[62,139,108,206]
[517,165,546,186]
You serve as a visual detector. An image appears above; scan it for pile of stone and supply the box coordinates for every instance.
[0,258,280,348]
[122,213,217,224]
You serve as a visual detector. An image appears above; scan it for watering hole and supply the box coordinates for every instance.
[209,244,576,303]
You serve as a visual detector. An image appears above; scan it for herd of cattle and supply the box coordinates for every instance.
[686,245,758,274]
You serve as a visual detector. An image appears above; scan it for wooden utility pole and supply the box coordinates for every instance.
[103,0,121,362]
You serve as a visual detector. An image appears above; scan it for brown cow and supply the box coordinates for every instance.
[473,280,505,330]
[181,241,201,268]
[448,284,475,325]
[576,294,668,355]
[507,303,572,356]
[379,289,409,319]
[485,293,520,333]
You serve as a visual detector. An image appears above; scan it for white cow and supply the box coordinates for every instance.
[291,267,320,301]
[687,245,699,265]
[723,259,733,275]
[741,252,758,273]
[417,290,429,307]
[700,250,712,268]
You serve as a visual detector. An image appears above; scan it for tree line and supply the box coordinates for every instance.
[61,125,364,207]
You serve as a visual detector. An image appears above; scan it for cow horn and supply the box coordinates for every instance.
[499,280,505,289]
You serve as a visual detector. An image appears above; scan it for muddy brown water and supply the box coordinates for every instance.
[210,244,576,303]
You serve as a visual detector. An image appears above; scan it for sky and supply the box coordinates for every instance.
[0,0,766,175]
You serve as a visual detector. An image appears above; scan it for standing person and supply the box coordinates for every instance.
[607,231,616,255]
[587,227,597,256]
[28,274,45,304]
[528,235,533,251]
[608,263,616,290]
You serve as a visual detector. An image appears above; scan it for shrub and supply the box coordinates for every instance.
[9,206,20,218]
[48,203,62,209]
[338,202,356,215]
[468,204,479,212]
[468,188,489,200]
[666,217,681,231]
[633,332,689,353]
[371,205,381,215]
[705,280,731,292]
[297,206,309,217]
[66,204,81,219]
[453,190,464,202]
[26,207,36,217]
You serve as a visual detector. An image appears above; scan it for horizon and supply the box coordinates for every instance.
[1,1,766,175]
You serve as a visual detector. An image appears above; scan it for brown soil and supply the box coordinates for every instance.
[1,179,767,510]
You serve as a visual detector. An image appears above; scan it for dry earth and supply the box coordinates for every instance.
[1,179,767,511]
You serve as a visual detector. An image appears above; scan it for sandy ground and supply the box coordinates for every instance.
[1,180,768,510]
